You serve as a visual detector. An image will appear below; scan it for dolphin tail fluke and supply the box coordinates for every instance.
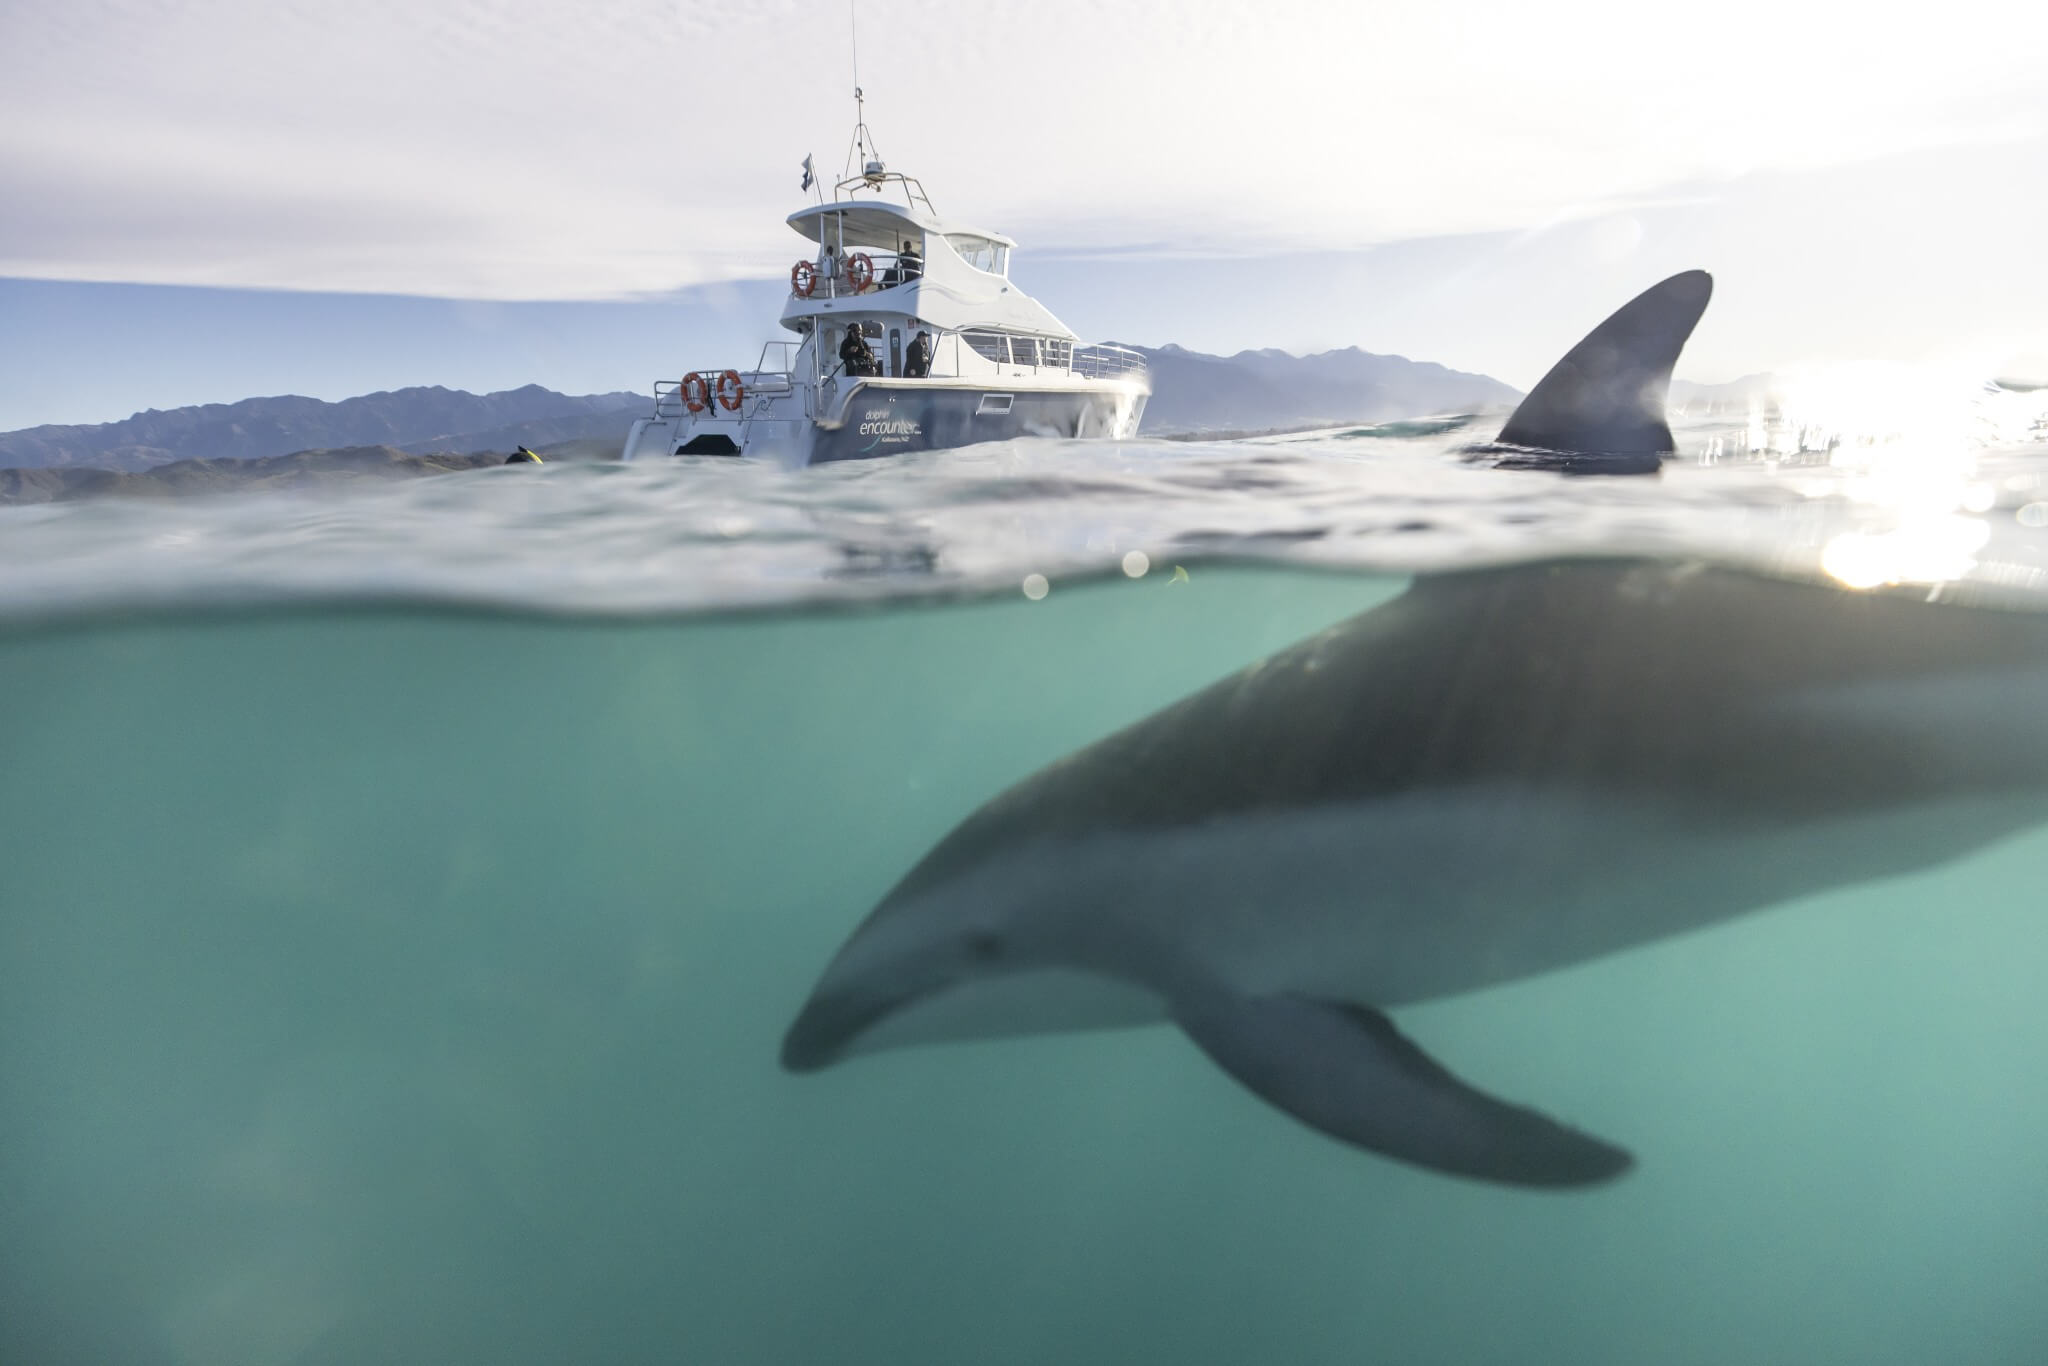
[1173,994,1632,1187]
[1489,269,1713,468]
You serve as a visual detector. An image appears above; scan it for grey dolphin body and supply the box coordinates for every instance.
[781,272,2048,1185]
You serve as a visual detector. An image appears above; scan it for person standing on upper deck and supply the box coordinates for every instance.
[900,239,922,281]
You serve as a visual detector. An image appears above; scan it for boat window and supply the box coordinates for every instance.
[962,331,1008,363]
[1012,336,1040,367]
[991,245,1009,276]
[947,234,1003,274]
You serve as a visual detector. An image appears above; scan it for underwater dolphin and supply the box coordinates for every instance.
[782,271,2048,1185]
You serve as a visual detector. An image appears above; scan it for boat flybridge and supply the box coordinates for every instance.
[621,158,1148,467]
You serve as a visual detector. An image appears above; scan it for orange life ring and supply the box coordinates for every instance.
[715,369,745,412]
[848,251,874,292]
[791,260,816,298]
[682,373,711,414]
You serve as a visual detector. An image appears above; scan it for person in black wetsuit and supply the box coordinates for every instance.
[904,329,933,379]
[838,324,877,377]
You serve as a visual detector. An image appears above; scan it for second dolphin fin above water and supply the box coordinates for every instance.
[1474,269,1714,473]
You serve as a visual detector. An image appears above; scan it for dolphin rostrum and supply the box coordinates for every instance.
[782,273,2046,1186]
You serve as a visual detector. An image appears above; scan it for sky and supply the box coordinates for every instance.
[2,0,2044,430]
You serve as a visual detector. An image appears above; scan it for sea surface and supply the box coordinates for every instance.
[4,397,2048,1365]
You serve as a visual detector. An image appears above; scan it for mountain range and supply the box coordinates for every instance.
[0,446,515,506]
[0,345,1520,473]
[1669,374,1779,415]
[0,384,646,472]
[1130,344,1519,434]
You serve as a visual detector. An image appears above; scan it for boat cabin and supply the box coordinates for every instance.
[622,159,1146,467]
[777,170,1084,391]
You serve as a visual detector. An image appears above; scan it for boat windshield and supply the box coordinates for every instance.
[947,234,1008,276]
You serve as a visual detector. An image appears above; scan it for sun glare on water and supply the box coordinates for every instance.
[1764,361,2036,591]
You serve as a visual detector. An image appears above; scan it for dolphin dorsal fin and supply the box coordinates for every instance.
[1496,270,1713,457]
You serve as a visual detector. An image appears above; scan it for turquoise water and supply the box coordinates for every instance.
[5,417,2048,1363]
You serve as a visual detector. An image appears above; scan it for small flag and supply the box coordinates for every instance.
[799,154,814,192]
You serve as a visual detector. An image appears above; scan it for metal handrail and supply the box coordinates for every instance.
[1073,343,1147,380]
[653,367,795,420]
[950,331,1144,380]
[831,169,935,215]
[958,330,1066,369]
[794,249,924,301]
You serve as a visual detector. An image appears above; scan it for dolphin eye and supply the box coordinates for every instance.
[966,931,1005,962]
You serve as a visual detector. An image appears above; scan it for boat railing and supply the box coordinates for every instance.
[755,339,799,376]
[796,249,925,300]
[832,168,936,216]
[652,365,796,420]
[950,331,1145,380]
[1073,343,1147,380]
[956,330,1061,373]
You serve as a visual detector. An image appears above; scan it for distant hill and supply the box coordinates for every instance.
[1669,373,1779,416]
[0,384,646,472]
[0,446,519,504]
[393,410,646,458]
[1131,344,1520,434]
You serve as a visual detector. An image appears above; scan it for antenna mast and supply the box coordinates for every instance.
[843,0,884,188]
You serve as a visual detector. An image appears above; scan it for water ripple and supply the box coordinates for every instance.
[4,419,2048,622]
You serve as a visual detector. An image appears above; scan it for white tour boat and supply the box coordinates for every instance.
[621,128,1148,467]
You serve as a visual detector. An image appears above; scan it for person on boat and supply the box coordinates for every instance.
[899,239,922,281]
[904,329,933,379]
[838,324,878,377]
[817,242,842,289]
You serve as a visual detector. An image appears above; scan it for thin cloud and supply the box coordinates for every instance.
[0,0,2042,298]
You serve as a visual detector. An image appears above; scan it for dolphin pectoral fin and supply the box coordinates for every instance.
[1172,994,1633,1187]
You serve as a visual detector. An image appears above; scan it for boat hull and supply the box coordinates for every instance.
[809,381,1145,463]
